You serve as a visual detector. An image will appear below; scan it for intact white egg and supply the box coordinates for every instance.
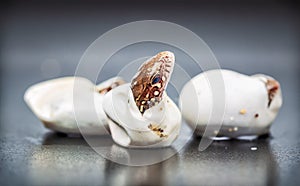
[179,69,282,138]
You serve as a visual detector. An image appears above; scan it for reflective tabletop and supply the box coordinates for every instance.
[1,1,300,185]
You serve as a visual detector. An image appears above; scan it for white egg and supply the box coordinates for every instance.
[179,69,282,138]
[102,84,181,148]
[24,76,125,135]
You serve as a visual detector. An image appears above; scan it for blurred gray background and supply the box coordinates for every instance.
[1,0,300,185]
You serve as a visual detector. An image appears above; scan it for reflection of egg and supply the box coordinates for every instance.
[179,69,282,138]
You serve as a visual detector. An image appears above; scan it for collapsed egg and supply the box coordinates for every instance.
[24,76,125,135]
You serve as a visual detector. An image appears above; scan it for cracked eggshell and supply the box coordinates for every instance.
[24,76,125,135]
[179,69,282,138]
[102,84,181,148]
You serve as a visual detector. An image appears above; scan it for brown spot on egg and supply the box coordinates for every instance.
[254,113,259,118]
[98,80,125,94]
[239,109,247,115]
[266,79,280,108]
[148,124,168,138]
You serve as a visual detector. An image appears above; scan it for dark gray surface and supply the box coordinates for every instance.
[1,1,300,185]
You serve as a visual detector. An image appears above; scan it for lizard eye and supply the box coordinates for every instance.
[152,76,161,85]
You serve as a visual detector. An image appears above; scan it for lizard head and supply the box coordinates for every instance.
[130,51,175,115]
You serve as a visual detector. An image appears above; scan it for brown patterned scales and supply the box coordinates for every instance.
[131,51,174,115]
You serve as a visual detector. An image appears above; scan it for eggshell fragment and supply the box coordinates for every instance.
[179,69,282,138]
